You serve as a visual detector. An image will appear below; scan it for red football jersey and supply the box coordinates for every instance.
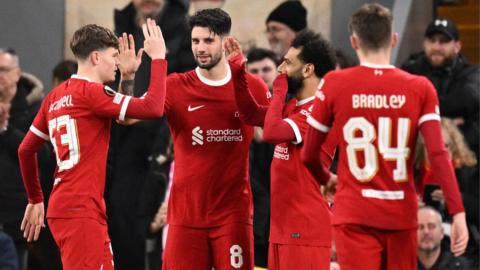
[164,66,270,227]
[269,97,331,246]
[30,75,134,222]
[308,64,441,230]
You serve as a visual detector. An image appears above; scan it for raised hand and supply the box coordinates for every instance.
[20,203,45,242]
[224,36,246,64]
[118,32,144,78]
[142,18,166,60]
[272,74,288,96]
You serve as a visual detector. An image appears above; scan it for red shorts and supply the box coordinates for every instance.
[268,243,330,270]
[48,218,114,270]
[333,224,416,270]
[162,223,253,270]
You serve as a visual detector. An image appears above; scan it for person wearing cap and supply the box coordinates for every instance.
[402,18,479,268]
[401,18,479,158]
[265,0,307,61]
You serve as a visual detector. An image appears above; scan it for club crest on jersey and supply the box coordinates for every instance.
[103,86,116,97]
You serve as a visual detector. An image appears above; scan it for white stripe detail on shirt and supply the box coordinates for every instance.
[418,113,441,126]
[119,96,132,121]
[361,189,405,200]
[113,93,124,104]
[306,116,330,133]
[284,118,302,144]
[29,126,49,141]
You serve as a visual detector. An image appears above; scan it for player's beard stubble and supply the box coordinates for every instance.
[195,50,223,70]
[286,73,304,95]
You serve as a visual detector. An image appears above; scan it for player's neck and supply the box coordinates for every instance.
[357,48,392,66]
[76,65,104,84]
[418,248,441,269]
[296,76,320,101]
[198,57,228,81]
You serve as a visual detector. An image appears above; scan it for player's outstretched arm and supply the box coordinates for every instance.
[420,119,468,256]
[123,19,167,120]
[117,32,144,95]
[226,37,269,126]
[263,74,296,144]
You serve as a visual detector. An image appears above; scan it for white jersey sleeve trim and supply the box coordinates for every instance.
[119,96,132,121]
[418,113,441,126]
[30,126,49,141]
[306,116,330,133]
[283,118,302,144]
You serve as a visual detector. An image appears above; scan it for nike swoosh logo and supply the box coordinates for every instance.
[188,105,205,112]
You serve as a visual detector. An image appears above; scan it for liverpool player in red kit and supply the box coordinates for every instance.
[18,20,167,269]
[229,30,336,269]
[302,4,468,270]
[159,9,270,270]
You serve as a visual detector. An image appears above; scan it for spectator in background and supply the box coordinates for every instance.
[401,18,479,158]
[0,48,48,270]
[244,47,278,267]
[265,0,307,61]
[418,206,473,270]
[247,47,278,90]
[109,1,193,269]
[52,60,77,87]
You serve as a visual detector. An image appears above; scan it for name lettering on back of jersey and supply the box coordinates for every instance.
[49,95,73,112]
[191,126,243,145]
[352,94,405,109]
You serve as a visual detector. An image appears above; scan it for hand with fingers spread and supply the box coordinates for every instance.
[118,32,144,78]
[450,212,469,256]
[224,36,246,65]
[20,203,45,242]
[142,18,166,60]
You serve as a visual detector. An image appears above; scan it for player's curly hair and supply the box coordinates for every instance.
[291,29,336,78]
[189,8,231,36]
[348,3,393,51]
[70,24,119,60]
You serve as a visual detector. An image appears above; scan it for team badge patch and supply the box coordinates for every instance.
[103,86,116,97]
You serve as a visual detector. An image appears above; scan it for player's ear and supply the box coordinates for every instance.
[303,63,314,78]
[391,32,399,48]
[90,51,100,65]
[350,34,359,50]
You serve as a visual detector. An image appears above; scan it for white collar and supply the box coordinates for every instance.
[297,96,315,106]
[195,65,231,86]
[71,74,93,82]
[360,62,395,69]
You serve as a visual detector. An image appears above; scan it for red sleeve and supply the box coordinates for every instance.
[230,61,269,126]
[420,112,464,215]
[18,130,47,204]
[86,59,167,120]
[302,126,331,185]
[263,74,296,144]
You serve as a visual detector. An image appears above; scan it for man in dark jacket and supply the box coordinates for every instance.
[107,1,193,269]
[0,48,59,270]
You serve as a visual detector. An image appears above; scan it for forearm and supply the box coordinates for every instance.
[18,131,45,204]
[230,62,268,126]
[421,120,465,214]
[125,59,167,119]
[118,74,135,96]
[302,126,331,185]
[263,91,295,144]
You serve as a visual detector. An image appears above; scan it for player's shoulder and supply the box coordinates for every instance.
[167,70,196,84]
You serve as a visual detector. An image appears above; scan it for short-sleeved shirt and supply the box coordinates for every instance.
[164,65,270,227]
[269,97,331,246]
[307,64,440,230]
[30,75,131,223]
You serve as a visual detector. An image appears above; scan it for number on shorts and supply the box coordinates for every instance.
[230,244,243,269]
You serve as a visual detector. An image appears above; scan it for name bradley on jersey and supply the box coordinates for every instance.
[352,94,405,109]
[49,95,73,112]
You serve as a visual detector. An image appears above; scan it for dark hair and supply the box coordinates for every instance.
[70,24,119,60]
[291,30,336,78]
[348,3,393,51]
[335,49,358,69]
[247,48,277,65]
[53,60,78,81]
[189,8,231,36]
